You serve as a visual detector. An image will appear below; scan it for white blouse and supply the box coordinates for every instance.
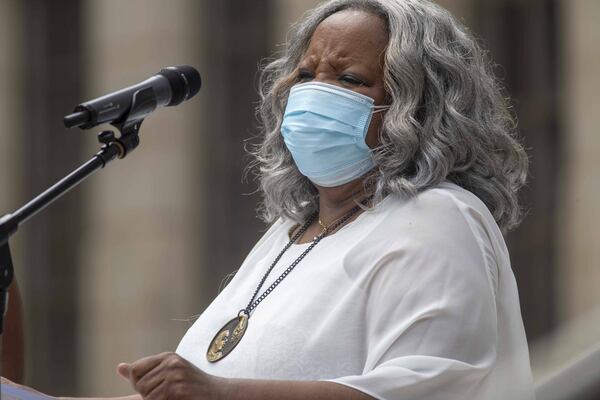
[176,182,536,400]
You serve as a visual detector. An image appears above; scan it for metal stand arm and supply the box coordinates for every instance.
[0,126,140,336]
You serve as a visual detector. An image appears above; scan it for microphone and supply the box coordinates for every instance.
[64,65,201,129]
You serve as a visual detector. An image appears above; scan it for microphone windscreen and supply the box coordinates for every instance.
[159,65,202,106]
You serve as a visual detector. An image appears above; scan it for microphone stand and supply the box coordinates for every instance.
[0,86,157,377]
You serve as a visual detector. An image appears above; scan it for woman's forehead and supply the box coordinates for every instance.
[312,9,388,47]
[302,10,388,65]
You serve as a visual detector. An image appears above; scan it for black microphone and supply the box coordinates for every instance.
[64,65,201,129]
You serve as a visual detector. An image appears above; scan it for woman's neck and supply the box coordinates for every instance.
[316,178,371,224]
[291,177,373,244]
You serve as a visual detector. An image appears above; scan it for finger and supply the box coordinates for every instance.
[133,357,170,397]
[116,362,137,394]
[144,379,169,400]
[116,363,131,380]
[128,352,171,383]
[135,353,194,396]
[136,375,165,399]
[139,354,196,399]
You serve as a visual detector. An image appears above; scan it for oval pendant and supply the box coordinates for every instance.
[206,313,248,362]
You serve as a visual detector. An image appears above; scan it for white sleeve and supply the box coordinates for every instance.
[325,193,499,400]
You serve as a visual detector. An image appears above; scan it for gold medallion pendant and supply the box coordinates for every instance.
[205,199,370,363]
[206,313,248,362]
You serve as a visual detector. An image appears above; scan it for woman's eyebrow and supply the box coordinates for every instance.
[299,52,376,76]
[299,54,319,68]
[330,55,378,75]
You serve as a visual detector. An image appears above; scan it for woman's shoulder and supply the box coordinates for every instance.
[368,182,507,291]
[380,181,504,244]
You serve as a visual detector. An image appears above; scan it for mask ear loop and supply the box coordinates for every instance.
[372,105,391,114]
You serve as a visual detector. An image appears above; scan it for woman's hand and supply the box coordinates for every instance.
[117,352,225,400]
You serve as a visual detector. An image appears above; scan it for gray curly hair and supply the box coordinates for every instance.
[251,0,528,232]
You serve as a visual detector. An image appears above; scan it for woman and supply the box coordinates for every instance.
[4,0,535,399]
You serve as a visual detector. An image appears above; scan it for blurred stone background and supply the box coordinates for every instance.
[0,0,598,397]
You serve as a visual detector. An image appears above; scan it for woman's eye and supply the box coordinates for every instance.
[340,75,364,86]
[296,70,314,82]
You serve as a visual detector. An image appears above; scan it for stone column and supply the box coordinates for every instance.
[195,0,272,313]
[15,0,86,394]
[77,0,205,396]
[0,0,24,210]
[556,0,600,321]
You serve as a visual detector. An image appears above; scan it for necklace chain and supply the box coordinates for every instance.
[241,197,371,316]
[318,211,348,233]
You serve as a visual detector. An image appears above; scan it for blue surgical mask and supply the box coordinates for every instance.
[281,82,388,187]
